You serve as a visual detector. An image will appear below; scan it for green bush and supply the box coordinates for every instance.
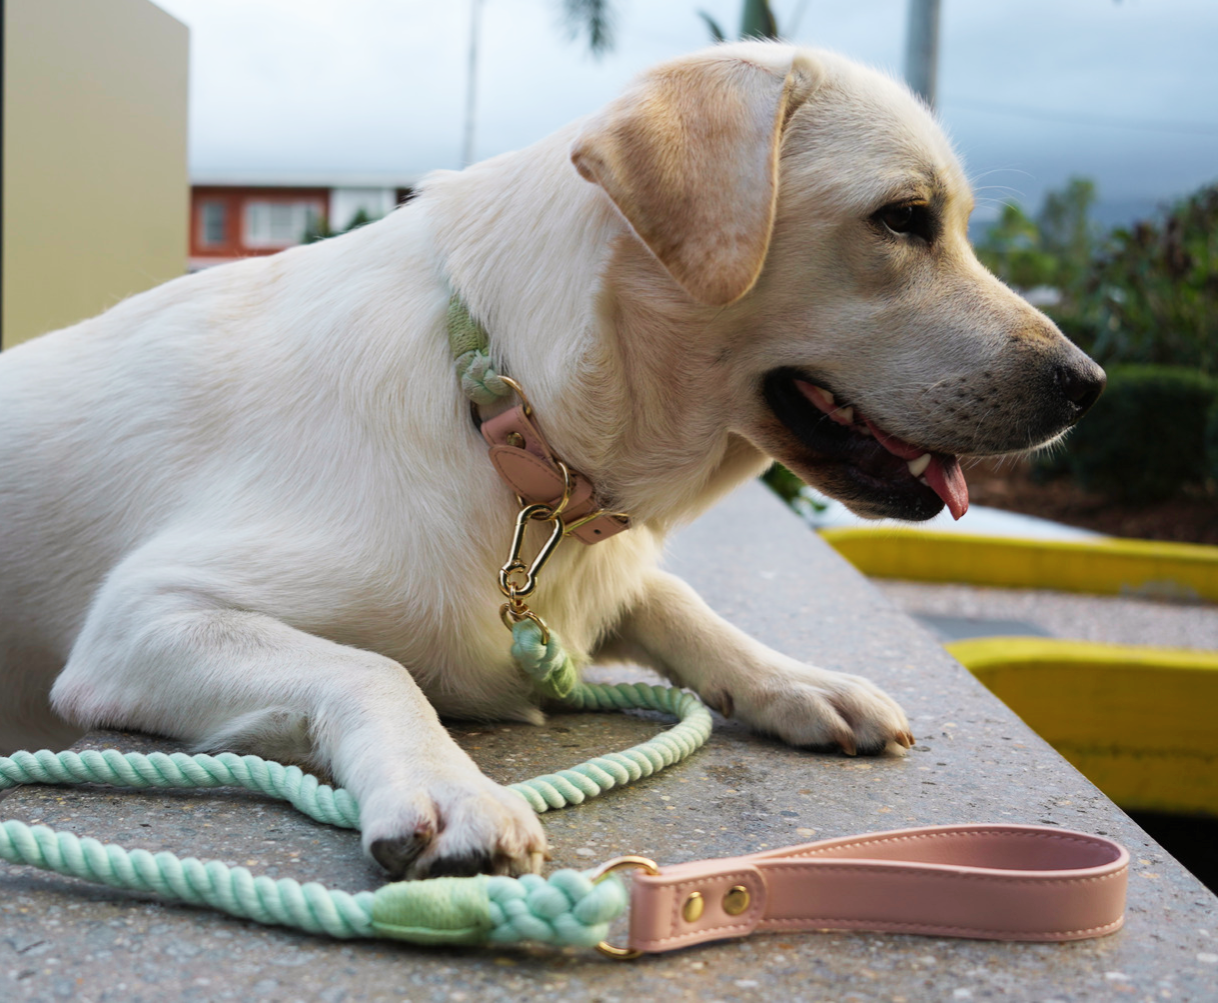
[1062,365,1218,502]
[1207,401,1218,485]
[1065,185,1218,375]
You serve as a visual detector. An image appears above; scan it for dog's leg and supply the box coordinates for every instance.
[49,566,547,879]
[599,571,913,755]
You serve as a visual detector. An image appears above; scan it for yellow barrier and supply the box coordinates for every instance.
[820,528,1218,602]
[947,637,1218,816]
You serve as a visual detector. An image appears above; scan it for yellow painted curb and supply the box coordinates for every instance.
[820,528,1218,602]
[947,637,1218,816]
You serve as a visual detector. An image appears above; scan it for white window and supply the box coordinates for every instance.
[199,202,227,245]
[243,201,320,249]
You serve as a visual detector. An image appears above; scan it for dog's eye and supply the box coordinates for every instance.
[875,203,933,241]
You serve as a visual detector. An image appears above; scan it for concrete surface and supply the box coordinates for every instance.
[877,580,1218,650]
[3,480,1216,1003]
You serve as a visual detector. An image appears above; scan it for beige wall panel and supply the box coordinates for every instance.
[3,0,188,349]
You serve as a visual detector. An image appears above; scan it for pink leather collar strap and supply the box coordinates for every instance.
[624,824,1128,953]
[480,405,630,545]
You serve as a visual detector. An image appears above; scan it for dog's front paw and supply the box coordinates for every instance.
[727,663,913,755]
[360,772,547,880]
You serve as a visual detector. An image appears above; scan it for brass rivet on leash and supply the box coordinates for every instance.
[723,885,750,915]
[505,431,525,448]
[682,891,704,922]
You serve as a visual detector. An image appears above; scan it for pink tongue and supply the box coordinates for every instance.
[863,418,969,520]
[924,455,969,521]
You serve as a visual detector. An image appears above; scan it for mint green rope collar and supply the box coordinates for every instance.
[0,681,712,949]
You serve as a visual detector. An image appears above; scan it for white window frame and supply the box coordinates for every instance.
[199,201,227,246]
[243,200,321,249]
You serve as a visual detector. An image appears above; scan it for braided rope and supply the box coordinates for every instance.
[0,821,375,938]
[510,619,579,699]
[0,680,710,948]
[0,748,360,828]
[508,682,714,812]
[485,870,627,947]
[447,297,511,406]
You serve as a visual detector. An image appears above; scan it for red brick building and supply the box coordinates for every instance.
[189,173,418,269]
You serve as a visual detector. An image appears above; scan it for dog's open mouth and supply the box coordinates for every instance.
[763,369,969,521]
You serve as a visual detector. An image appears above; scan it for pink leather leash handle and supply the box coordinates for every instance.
[620,824,1128,954]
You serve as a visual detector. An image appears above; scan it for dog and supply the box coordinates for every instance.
[0,42,1104,879]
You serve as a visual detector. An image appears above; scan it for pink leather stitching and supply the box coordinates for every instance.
[754,917,1126,939]
[759,860,1128,886]
[784,828,1118,858]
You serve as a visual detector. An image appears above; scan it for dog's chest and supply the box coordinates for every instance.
[337,514,657,705]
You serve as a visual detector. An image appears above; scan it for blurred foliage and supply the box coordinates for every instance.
[560,0,615,57]
[302,207,379,245]
[1060,365,1218,503]
[761,464,829,518]
[977,177,1218,377]
[1078,187,1218,375]
[1207,400,1218,485]
[699,0,780,42]
[762,462,805,504]
[979,178,1218,505]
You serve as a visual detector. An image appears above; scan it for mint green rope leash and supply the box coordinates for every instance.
[0,681,711,948]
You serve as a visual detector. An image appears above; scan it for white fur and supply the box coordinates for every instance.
[0,43,1097,877]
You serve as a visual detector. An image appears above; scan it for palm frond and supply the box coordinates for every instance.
[739,0,779,40]
[698,10,727,43]
[560,0,616,58]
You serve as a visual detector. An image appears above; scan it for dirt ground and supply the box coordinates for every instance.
[965,458,1218,546]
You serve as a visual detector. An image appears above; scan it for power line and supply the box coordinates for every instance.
[943,98,1218,138]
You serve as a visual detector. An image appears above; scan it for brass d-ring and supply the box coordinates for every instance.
[497,375,534,417]
[589,855,660,960]
[547,460,574,519]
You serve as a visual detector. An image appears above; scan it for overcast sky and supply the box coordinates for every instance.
[154,0,1218,222]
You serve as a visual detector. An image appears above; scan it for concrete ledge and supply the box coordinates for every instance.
[3,480,1216,1002]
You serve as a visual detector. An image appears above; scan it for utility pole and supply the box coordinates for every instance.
[462,0,484,168]
[904,0,941,109]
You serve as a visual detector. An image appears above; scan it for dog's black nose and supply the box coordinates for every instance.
[1055,360,1106,414]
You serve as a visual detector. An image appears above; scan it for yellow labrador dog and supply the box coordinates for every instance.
[0,43,1103,879]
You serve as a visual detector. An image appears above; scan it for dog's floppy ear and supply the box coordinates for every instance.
[571,51,821,306]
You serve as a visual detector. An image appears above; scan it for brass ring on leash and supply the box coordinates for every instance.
[588,855,660,960]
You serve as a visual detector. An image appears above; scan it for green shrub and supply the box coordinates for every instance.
[1070,185,1218,375]
[1063,365,1218,502]
[1207,401,1218,485]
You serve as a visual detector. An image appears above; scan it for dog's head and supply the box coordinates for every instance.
[571,43,1104,522]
